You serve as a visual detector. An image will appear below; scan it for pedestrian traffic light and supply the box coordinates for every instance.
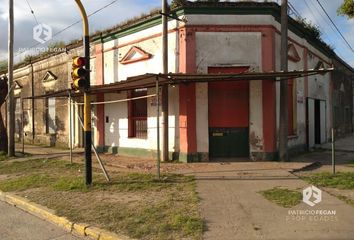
[71,56,87,91]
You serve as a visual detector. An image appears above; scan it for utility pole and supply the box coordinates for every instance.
[162,0,169,162]
[7,0,15,157]
[30,60,35,142]
[279,0,288,161]
[75,0,92,185]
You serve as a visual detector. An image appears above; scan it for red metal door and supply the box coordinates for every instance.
[208,67,250,158]
[208,67,249,128]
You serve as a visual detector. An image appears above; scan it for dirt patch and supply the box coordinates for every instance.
[0,174,9,181]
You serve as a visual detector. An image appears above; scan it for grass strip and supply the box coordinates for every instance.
[260,187,302,208]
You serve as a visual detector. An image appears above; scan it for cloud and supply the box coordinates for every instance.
[0,0,163,62]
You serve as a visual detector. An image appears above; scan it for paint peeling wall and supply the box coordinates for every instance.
[287,44,306,150]
[274,27,332,153]
[332,59,353,138]
[101,21,180,155]
[4,45,94,149]
[103,86,179,154]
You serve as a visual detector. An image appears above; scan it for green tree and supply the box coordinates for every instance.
[338,0,354,18]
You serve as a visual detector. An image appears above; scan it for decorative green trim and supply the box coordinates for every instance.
[99,146,175,159]
[175,152,206,163]
[97,146,208,163]
[181,7,278,18]
[93,7,280,44]
[92,16,162,44]
[106,146,118,155]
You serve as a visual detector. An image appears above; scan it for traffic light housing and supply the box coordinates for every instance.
[71,56,88,91]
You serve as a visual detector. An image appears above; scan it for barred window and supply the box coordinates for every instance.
[128,89,147,139]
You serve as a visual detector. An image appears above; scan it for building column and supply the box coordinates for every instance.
[261,27,277,160]
[95,43,105,151]
[178,27,197,162]
[303,48,309,147]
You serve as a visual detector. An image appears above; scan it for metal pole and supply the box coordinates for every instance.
[69,92,73,164]
[162,0,169,162]
[279,0,289,161]
[75,0,92,185]
[156,77,161,179]
[77,113,110,182]
[7,0,15,157]
[30,62,35,143]
[332,128,336,174]
[21,98,24,155]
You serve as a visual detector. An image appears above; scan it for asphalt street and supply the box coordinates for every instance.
[0,201,83,240]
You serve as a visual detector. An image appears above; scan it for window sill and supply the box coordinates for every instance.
[128,137,148,140]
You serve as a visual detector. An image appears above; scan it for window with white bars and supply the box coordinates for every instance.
[128,89,147,139]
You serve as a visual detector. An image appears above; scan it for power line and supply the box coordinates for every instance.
[315,0,354,53]
[15,0,119,57]
[53,0,118,39]
[288,2,301,18]
[307,0,338,39]
[308,0,347,60]
[23,0,39,25]
[302,0,346,60]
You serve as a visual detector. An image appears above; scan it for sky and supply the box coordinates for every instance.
[0,0,353,67]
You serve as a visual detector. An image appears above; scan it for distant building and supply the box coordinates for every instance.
[2,1,353,161]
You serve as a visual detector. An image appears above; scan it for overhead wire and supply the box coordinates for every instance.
[52,0,118,40]
[307,0,339,41]
[301,0,346,60]
[288,2,301,18]
[23,0,39,25]
[315,0,354,53]
[15,0,119,58]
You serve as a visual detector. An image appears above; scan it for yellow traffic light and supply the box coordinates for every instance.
[71,56,87,91]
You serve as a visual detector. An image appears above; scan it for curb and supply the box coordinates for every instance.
[0,191,132,240]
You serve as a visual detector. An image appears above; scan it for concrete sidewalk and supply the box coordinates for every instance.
[12,144,83,162]
[15,144,82,155]
[321,134,354,152]
[181,163,354,240]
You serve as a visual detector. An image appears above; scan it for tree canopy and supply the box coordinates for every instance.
[338,0,354,18]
